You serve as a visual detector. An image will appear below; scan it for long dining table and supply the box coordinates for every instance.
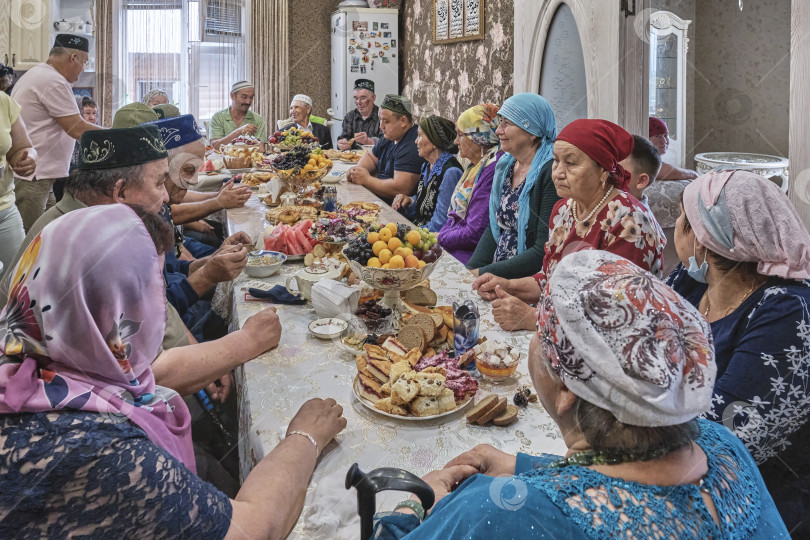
[220,161,567,539]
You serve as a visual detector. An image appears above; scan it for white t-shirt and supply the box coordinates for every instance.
[11,63,79,179]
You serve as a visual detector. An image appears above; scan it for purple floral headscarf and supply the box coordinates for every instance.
[0,204,195,470]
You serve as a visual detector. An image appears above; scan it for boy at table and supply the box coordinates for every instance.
[346,94,425,203]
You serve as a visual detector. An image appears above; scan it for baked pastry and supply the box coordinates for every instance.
[367,359,392,384]
[278,208,300,224]
[437,388,457,413]
[392,374,419,405]
[357,372,383,402]
[409,396,441,417]
[414,372,444,397]
[375,397,409,416]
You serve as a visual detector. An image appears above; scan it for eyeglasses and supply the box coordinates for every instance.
[73,55,90,68]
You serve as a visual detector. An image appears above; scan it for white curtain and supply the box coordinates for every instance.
[114,0,247,123]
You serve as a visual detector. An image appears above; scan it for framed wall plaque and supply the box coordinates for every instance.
[433,0,484,44]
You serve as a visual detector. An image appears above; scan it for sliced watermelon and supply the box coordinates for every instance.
[202,159,215,172]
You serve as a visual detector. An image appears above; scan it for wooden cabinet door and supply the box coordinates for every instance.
[8,0,50,71]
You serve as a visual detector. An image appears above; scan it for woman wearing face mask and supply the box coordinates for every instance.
[666,170,810,535]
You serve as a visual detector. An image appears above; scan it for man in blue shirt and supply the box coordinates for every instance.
[346,94,425,203]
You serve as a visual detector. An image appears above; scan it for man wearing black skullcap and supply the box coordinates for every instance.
[10,34,101,232]
[337,79,381,150]
[346,93,425,202]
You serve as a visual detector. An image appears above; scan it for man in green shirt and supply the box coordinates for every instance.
[209,80,266,151]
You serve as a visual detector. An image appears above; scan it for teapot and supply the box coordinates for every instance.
[71,20,86,33]
[54,19,71,31]
[285,264,341,301]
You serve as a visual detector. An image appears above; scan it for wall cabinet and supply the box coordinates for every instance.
[0,0,51,71]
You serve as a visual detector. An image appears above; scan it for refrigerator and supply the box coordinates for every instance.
[330,8,399,144]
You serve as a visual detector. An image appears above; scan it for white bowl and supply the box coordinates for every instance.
[323,171,345,184]
[245,251,286,278]
[361,144,374,153]
[308,317,349,340]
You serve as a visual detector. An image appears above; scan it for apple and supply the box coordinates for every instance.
[422,251,437,263]
[413,249,424,260]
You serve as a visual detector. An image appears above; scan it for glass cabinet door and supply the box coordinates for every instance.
[649,11,691,167]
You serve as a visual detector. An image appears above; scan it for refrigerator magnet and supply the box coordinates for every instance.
[379,51,384,57]
[390,39,397,47]
[383,44,389,50]
[349,38,356,45]
[382,57,390,64]
[375,41,381,47]
[348,46,355,54]
[362,55,369,63]
[383,32,392,38]
[381,22,389,29]
[352,56,360,65]
[372,21,378,30]
[359,32,365,39]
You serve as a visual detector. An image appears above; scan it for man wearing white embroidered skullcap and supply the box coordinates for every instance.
[280,93,333,149]
[209,80,267,152]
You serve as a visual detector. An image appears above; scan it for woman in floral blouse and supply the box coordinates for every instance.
[666,170,810,535]
[473,119,666,331]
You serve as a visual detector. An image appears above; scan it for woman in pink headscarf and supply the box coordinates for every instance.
[648,117,698,181]
[0,204,346,538]
[667,170,810,535]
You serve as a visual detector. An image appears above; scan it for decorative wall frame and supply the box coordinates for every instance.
[433,0,485,44]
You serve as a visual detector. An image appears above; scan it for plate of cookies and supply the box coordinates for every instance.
[353,337,478,420]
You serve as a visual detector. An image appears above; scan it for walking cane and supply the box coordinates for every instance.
[346,463,435,540]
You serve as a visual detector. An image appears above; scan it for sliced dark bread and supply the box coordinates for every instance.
[404,286,438,306]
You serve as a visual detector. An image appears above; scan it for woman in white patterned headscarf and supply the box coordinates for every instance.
[371,250,789,540]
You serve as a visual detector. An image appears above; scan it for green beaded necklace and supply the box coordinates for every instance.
[548,446,672,468]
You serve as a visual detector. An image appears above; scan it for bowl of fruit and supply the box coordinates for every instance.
[268,127,319,151]
[343,223,443,315]
[270,146,333,188]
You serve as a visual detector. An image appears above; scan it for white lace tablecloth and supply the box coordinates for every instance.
[225,163,567,539]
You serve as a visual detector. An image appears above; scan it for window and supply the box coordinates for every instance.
[117,0,247,123]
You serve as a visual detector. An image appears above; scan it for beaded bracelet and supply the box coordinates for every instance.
[394,499,425,521]
[287,430,318,456]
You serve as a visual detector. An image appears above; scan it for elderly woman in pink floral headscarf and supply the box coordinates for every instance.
[0,204,346,538]
[667,170,810,534]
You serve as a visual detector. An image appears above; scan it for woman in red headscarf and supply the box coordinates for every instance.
[474,119,666,330]
[649,117,698,181]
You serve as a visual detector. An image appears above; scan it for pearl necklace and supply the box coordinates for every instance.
[571,186,614,224]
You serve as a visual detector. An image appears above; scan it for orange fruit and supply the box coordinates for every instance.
[417,260,427,268]
[405,255,419,268]
[385,223,398,235]
[401,247,413,258]
[367,231,380,244]
[367,257,382,267]
[387,237,402,251]
[389,255,405,269]
[372,240,388,256]
[406,230,421,246]
[394,247,408,258]
[378,249,393,264]
[379,228,392,242]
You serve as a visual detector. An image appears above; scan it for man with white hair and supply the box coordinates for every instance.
[209,80,266,151]
[281,94,333,150]
[10,34,101,231]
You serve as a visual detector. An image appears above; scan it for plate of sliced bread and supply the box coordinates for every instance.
[353,336,477,420]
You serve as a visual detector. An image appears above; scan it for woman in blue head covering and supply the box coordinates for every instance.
[465,93,560,278]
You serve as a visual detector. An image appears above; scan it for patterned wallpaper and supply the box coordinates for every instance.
[288,0,342,120]
[693,0,790,160]
[400,0,515,122]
